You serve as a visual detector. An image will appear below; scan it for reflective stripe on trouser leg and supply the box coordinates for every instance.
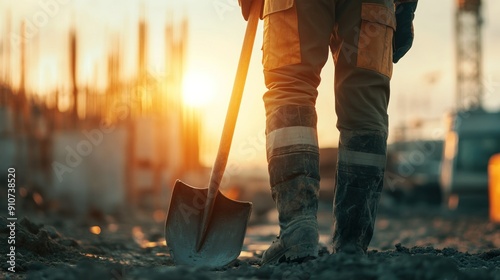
[266,105,320,228]
[333,130,387,252]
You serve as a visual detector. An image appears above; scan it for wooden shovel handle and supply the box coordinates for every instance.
[207,0,262,201]
[197,0,263,251]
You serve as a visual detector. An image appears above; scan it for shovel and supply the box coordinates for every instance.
[164,0,263,268]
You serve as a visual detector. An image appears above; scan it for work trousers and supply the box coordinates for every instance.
[263,0,394,189]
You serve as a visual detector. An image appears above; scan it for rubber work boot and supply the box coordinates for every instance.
[332,130,387,255]
[261,175,320,265]
[261,105,320,264]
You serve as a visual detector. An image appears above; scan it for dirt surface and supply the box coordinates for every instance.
[1,202,500,280]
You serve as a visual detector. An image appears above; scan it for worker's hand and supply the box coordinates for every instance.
[393,0,418,63]
[238,0,253,21]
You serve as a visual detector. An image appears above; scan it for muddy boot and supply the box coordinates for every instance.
[261,106,321,265]
[332,130,387,255]
[262,175,320,265]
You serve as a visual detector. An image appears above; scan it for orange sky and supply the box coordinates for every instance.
[1,0,500,167]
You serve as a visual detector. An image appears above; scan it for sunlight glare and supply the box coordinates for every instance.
[182,72,215,107]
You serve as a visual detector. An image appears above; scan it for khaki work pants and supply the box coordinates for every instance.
[262,0,395,132]
[263,0,394,179]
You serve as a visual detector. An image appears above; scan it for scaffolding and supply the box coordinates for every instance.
[455,0,483,110]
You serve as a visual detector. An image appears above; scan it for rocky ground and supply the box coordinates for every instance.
[1,199,500,280]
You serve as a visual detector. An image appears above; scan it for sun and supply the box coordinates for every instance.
[182,72,215,108]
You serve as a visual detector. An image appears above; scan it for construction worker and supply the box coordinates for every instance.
[239,0,418,264]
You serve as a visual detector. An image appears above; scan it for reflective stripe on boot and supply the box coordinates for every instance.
[333,130,387,253]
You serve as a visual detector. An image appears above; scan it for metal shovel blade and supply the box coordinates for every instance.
[165,180,252,267]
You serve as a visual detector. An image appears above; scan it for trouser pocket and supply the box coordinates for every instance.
[356,3,396,78]
[262,0,301,71]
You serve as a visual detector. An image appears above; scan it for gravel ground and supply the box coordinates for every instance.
[1,202,500,280]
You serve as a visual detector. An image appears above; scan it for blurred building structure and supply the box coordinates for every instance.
[0,16,202,215]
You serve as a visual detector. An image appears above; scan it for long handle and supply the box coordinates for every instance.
[196,0,263,251]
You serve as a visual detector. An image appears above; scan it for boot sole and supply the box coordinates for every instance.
[284,243,318,261]
[261,221,319,265]
[262,243,318,265]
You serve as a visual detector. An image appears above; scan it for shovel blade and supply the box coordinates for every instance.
[165,180,252,267]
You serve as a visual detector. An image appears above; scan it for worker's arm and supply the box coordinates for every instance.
[393,0,418,63]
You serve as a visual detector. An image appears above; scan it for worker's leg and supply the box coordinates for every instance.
[330,0,395,253]
[261,0,334,264]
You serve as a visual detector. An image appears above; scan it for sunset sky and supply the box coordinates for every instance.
[1,0,500,167]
